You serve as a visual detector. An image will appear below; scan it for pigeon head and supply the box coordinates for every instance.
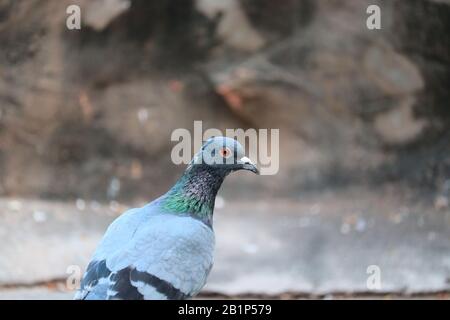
[163,136,258,226]
[190,136,259,175]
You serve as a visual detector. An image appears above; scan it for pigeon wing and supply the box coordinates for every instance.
[76,208,214,300]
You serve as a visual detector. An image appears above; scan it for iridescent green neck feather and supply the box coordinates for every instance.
[161,165,229,226]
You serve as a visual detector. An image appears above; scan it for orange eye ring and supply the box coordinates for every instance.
[219,147,232,158]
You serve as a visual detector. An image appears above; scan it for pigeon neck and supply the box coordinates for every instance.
[162,165,228,226]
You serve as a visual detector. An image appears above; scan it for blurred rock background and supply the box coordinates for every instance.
[0,0,448,202]
[0,0,449,299]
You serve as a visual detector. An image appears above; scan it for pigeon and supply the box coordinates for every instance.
[74,136,258,300]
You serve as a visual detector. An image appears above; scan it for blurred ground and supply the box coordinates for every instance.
[0,287,449,300]
[0,184,448,299]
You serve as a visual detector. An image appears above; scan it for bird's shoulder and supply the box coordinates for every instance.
[77,199,215,300]
[104,212,215,272]
[92,196,167,258]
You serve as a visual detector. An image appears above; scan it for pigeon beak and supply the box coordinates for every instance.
[238,156,259,174]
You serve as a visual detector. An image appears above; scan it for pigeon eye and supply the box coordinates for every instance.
[219,147,232,158]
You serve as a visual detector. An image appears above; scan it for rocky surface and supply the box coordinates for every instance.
[0,0,448,201]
